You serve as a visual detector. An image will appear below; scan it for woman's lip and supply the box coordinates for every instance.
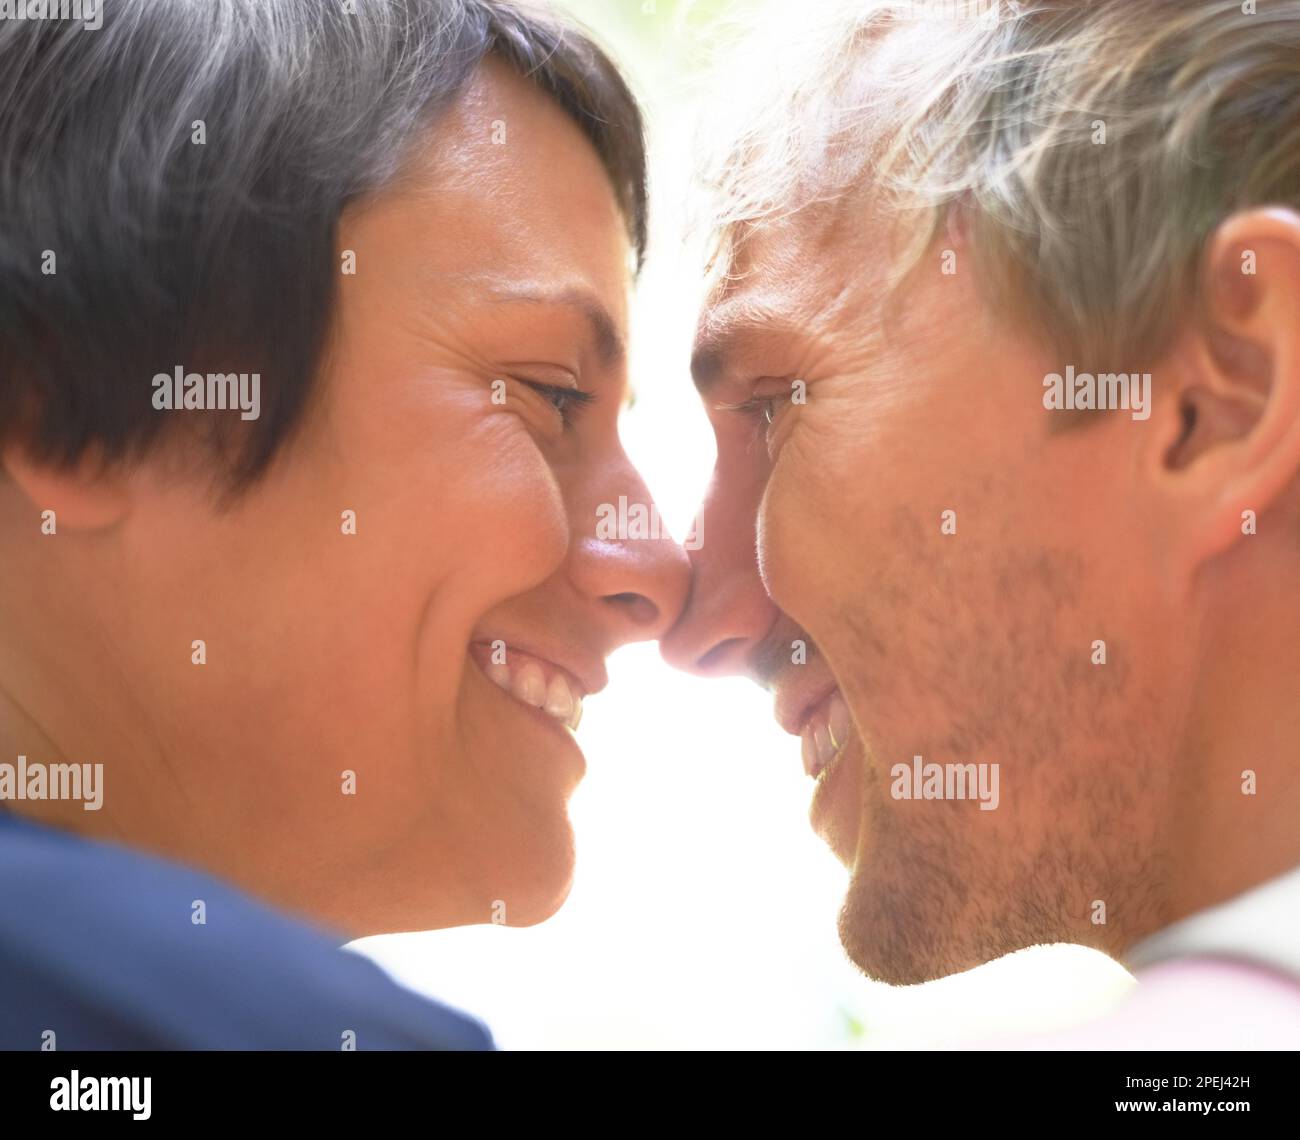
[464,646,588,785]
[467,640,606,731]
[467,639,605,699]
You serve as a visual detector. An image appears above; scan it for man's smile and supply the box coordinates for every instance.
[771,661,854,780]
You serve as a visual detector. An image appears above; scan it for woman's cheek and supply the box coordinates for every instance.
[444,410,570,600]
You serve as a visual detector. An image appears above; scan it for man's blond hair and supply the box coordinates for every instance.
[703,0,1300,365]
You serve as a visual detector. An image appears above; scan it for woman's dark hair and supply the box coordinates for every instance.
[0,0,646,489]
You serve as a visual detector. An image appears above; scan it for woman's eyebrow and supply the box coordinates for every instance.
[479,282,626,369]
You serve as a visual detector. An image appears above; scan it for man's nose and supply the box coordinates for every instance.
[659,471,778,677]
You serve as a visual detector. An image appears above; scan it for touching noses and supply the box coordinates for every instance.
[659,468,778,677]
[568,460,691,647]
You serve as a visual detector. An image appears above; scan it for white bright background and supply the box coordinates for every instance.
[349,0,1135,1049]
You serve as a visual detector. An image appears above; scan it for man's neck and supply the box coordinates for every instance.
[1156,618,1300,941]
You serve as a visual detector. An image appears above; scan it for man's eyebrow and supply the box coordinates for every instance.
[483,283,625,368]
[690,303,792,395]
[689,329,729,395]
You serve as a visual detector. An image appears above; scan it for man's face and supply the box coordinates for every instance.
[664,199,1189,983]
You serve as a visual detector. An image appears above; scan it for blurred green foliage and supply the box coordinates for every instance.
[556,0,743,95]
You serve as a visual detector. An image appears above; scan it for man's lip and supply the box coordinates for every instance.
[773,676,839,737]
[468,638,607,699]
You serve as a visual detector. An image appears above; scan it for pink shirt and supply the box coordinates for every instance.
[975,864,1300,1049]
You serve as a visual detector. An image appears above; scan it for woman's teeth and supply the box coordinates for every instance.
[483,653,583,730]
[801,690,851,780]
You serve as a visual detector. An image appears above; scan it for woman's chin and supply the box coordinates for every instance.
[507,869,577,928]
[347,826,576,936]
[475,825,578,929]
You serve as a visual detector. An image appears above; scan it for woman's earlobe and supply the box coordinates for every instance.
[1,443,131,531]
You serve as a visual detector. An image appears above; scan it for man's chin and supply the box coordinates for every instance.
[836,892,931,986]
[836,863,1068,986]
[835,855,996,986]
[836,906,980,986]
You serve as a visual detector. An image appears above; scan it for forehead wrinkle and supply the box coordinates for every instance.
[693,198,889,393]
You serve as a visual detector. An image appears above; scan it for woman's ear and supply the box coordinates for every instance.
[1148,207,1300,576]
[1,442,131,531]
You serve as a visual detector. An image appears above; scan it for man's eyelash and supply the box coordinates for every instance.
[715,395,779,424]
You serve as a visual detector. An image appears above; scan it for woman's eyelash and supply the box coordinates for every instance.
[521,380,596,425]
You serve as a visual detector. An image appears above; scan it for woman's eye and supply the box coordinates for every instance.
[520,380,596,427]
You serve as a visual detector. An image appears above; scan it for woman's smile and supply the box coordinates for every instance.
[468,639,600,732]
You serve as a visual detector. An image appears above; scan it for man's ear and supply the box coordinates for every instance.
[1149,207,1300,581]
[1,442,131,530]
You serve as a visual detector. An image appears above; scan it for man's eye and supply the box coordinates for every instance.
[717,395,782,425]
[520,380,596,426]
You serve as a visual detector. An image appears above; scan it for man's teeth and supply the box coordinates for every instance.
[543,672,577,724]
[801,691,851,780]
[484,654,583,730]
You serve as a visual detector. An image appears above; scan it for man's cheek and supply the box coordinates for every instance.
[774,423,859,536]
[756,466,833,625]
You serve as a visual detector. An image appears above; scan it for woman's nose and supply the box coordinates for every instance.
[567,473,691,646]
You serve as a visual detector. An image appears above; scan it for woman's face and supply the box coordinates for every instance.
[92,59,688,935]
